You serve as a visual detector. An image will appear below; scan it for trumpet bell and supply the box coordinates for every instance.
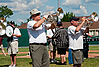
[0,23,6,36]
[45,14,57,24]
[0,27,5,36]
[6,26,13,37]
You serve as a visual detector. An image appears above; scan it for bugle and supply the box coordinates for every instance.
[77,13,98,28]
[42,7,64,24]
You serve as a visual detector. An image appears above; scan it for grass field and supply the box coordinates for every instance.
[0,46,99,67]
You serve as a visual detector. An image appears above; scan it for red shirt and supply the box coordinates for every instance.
[0,37,3,45]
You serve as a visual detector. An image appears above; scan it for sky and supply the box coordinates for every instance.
[0,0,99,25]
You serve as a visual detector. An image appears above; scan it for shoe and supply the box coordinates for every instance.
[51,59,54,63]
[50,59,58,63]
[9,65,13,67]
[53,59,57,63]
[59,62,67,65]
[64,62,67,65]
[13,64,16,67]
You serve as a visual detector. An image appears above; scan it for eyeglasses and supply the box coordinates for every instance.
[35,13,40,16]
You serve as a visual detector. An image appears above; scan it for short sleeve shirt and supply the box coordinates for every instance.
[68,26,85,50]
[47,29,55,38]
[13,28,21,41]
[27,20,51,43]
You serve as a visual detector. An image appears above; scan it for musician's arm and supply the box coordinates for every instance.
[48,23,55,29]
[16,34,21,37]
[86,33,92,37]
[47,36,51,39]
[12,34,21,37]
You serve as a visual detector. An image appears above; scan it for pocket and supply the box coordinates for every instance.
[29,45,40,52]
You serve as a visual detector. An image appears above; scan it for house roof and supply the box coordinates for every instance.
[18,23,27,29]
[89,21,99,29]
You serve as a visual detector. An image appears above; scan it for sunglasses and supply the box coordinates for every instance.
[35,13,40,16]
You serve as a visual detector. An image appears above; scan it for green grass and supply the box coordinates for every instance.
[89,46,99,50]
[0,55,99,67]
[0,46,99,67]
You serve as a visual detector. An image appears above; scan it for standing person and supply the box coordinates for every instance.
[52,22,69,65]
[47,28,57,63]
[7,21,21,67]
[0,36,6,56]
[83,33,92,59]
[68,17,88,67]
[57,7,64,23]
[27,9,55,67]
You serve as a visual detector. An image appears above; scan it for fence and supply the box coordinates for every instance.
[3,29,29,47]
[3,28,99,47]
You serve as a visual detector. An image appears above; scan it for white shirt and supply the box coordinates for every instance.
[47,29,55,38]
[58,13,64,22]
[68,26,85,50]
[91,15,98,22]
[13,28,21,41]
[27,20,51,43]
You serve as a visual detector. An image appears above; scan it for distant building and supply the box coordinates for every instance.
[18,17,99,36]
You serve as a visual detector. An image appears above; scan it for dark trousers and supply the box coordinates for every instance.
[83,42,89,58]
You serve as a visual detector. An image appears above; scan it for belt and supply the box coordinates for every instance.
[29,43,47,46]
[71,49,83,51]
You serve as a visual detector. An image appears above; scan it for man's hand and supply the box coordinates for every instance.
[82,17,86,22]
[43,14,49,19]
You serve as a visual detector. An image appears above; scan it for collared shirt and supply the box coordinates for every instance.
[27,20,51,43]
[47,29,55,38]
[68,26,85,50]
[13,28,21,41]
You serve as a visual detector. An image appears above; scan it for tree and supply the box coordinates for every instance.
[26,18,31,23]
[61,12,75,22]
[0,5,13,19]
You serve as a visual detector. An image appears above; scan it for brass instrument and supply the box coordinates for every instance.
[42,7,64,24]
[78,14,98,28]
[0,21,6,36]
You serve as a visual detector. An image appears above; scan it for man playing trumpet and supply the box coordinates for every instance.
[27,9,55,67]
[68,17,89,67]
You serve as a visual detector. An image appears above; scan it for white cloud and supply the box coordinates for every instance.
[85,0,94,2]
[0,0,47,13]
[85,0,99,3]
[46,5,54,11]
[19,11,29,14]
[63,0,81,6]
[27,0,44,9]
[72,5,87,15]
[94,3,99,6]
[42,10,55,15]
[17,19,24,22]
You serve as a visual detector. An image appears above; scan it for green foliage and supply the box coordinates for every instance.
[7,21,18,27]
[0,23,6,29]
[26,18,31,23]
[0,5,13,18]
[61,12,75,22]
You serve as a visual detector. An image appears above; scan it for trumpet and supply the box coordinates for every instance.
[78,14,98,28]
[42,7,64,24]
[41,11,59,24]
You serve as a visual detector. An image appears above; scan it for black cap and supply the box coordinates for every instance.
[10,21,15,24]
[57,21,62,26]
[70,17,79,22]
